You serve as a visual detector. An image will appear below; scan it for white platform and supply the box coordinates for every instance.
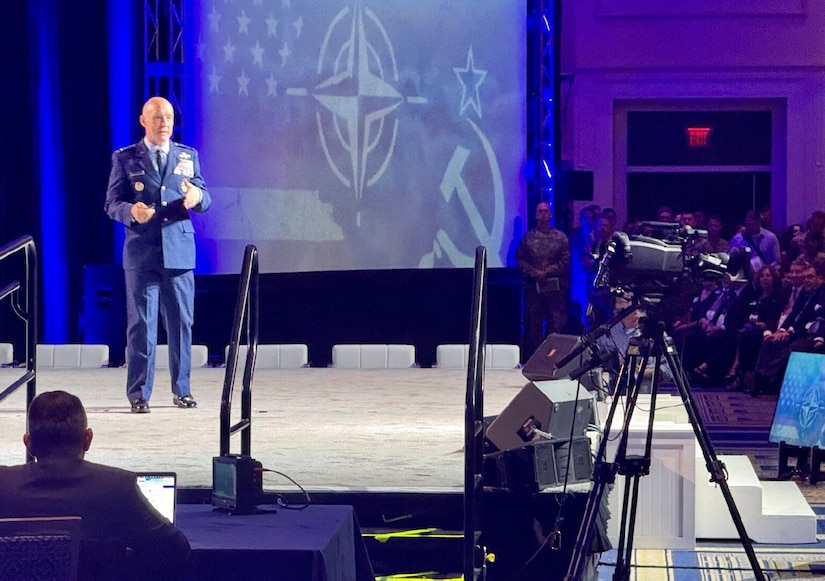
[694,453,816,544]
[602,395,696,550]
[599,394,817,549]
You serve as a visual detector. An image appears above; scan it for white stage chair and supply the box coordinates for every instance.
[485,344,521,369]
[36,344,110,368]
[127,345,209,368]
[435,344,521,369]
[224,344,309,368]
[0,343,12,366]
[331,344,416,369]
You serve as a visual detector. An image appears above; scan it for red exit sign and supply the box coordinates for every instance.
[687,126,711,147]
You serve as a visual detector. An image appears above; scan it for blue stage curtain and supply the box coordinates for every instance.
[0,0,135,345]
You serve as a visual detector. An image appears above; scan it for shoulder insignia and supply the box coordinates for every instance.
[116,144,137,154]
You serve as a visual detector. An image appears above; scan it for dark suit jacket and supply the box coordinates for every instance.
[0,458,190,580]
[105,140,211,271]
[720,284,759,332]
[783,285,825,337]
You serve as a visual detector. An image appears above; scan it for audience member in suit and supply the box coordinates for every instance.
[670,280,722,370]
[751,260,825,396]
[105,96,211,413]
[724,265,783,391]
[0,391,190,580]
[689,272,757,385]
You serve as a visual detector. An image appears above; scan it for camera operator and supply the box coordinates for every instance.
[597,293,673,394]
[583,213,616,330]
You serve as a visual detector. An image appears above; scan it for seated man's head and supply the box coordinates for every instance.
[24,391,92,460]
[614,294,641,328]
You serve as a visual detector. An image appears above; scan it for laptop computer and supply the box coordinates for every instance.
[135,472,177,524]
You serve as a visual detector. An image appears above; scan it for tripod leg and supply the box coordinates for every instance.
[564,350,642,580]
[566,338,653,581]
[660,333,766,581]
[612,343,659,581]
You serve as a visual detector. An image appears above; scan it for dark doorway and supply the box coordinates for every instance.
[627,171,770,239]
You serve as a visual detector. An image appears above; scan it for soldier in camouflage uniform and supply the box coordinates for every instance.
[516,202,571,360]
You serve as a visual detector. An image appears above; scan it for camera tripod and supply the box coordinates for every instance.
[564,301,766,581]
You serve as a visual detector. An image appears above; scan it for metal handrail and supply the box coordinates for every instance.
[219,245,259,457]
[0,235,38,462]
[463,246,487,581]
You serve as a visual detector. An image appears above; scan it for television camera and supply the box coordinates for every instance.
[593,221,750,299]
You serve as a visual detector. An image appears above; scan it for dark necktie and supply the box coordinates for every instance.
[156,149,166,175]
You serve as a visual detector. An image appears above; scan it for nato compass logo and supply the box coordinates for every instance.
[798,384,825,442]
[288,4,426,227]
[284,1,507,267]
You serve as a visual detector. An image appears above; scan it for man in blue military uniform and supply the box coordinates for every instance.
[105,96,211,413]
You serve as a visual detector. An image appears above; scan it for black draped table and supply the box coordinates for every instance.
[176,504,375,581]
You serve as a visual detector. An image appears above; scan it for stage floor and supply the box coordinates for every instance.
[0,367,528,491]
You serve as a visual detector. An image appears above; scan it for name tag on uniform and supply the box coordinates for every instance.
[174,159,194,177]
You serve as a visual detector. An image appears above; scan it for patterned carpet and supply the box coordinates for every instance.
[599,540,825,580]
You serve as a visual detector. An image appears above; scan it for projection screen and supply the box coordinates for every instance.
[190,0,526,274]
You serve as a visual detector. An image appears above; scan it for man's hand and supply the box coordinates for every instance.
[131,202,156,224]
[181,179,203,210]
[766,329,790,342]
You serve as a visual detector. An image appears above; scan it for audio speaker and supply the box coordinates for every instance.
[486,379,596,453]
[483,437,593,492]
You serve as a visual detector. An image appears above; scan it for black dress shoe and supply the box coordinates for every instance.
[131,399,150,413]
[173,395,197,408]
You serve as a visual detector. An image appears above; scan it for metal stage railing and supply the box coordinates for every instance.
[219,244,260,457]
[0,235,38,462]
[463,246,488,581]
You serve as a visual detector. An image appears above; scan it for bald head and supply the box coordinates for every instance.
[140,97,175,146]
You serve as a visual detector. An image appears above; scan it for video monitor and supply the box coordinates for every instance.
[212,455,263,513]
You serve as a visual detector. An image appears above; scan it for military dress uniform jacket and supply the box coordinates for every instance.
[105,140,211,271]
